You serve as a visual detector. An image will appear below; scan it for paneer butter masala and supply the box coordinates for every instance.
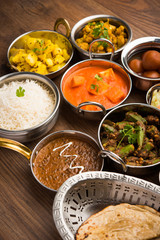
[62,66,129,111]
[33,137,102,190]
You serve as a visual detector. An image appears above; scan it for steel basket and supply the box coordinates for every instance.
[53,171,160,240]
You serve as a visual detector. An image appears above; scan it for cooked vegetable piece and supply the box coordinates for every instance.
[145,115,159,125]
[99,68,116,82]
[102,123,116,133]
[87,78,110,95]
[105,86,125,103]
[125,111,147,124]
[137,125,145,149]
[117,144,135,158]
[70,76,85,88]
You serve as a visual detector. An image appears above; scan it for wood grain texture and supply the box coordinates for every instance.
[0,0,160,239]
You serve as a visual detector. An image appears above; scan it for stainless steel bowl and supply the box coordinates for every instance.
[98,103,160,176]
[121,36,160,91]
[60,58,132,120]
[146,83,160,108]
[7,19,74,79]
[0,72,60,142]
[70,14,132,60]
[53,171,160,240]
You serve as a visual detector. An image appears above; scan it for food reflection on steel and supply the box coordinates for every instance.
[101,111,160,166]
[33,136,102,190]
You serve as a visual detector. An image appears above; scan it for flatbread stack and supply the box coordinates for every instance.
[76,203,160,240]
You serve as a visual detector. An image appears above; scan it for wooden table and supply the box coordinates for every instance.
[0,0,160,239]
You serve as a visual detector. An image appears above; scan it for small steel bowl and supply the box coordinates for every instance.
[98,103,160,176]
[60,57,132,120]
[146,83,160,109]
[121,36,160,91]
[7,19,74,78]
[70,14,132,60]
[53,171,160,240]
[0,72,60,142]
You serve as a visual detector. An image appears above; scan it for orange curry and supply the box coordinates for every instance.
[62,66,129,111]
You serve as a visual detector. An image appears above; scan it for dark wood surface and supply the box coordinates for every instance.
[0,0,160,239]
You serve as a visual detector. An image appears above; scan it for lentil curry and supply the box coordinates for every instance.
[33,136,102,190]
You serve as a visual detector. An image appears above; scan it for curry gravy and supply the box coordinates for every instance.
[33,137,102,190]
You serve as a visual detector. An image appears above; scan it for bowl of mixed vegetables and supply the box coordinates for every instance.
[70,15,132,60]
[7,26,73,78]
[98,103,160,175]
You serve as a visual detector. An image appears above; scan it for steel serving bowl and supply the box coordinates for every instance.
[7,19,74,78]
[70,14,132,60]
[146,83,160,108]
[98,103,160,176]
[0,130,104,192]
[0,72,60,142]
[121,36,160,91]
[53,171,160,240]
[60,58,132,120]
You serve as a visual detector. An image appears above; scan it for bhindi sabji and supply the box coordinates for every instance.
[101,111,160,166]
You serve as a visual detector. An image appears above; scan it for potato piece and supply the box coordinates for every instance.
[48,63,65,72]
[16,62,31,72]
[62,49,70,61]
[45,58,54,67]
[26,37,38,50]
[25,52,37,66]
[38,53,47,62]
[31,61,48,75]
[52,44,63,56]
[54,55,65,65]
[70,76,85,88]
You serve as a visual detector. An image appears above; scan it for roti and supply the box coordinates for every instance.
[76,203,160,240]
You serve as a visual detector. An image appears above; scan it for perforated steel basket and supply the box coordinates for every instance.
[53,171,160,240]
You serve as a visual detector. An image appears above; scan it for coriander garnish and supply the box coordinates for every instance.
[16,86,25,97]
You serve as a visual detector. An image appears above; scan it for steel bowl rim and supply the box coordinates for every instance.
[60,58,132,114]
[0,71,60,134]
[98,102,160,169]
[7,29,74,77]
[121,36,160,81]
[70,14,132,57]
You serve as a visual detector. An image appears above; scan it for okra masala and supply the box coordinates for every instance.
[62,66,129,111]
[101,111,160,166]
